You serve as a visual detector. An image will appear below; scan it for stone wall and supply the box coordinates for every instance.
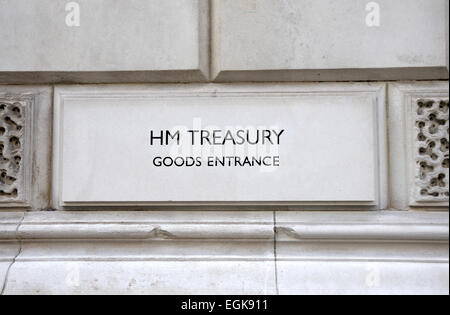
[0,0,448,295]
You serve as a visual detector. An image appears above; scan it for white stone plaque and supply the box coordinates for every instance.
[53,84,387,208]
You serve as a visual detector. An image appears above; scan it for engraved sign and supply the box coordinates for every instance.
[53,85,387,208]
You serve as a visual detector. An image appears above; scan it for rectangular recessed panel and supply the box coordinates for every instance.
[55,85,385,206]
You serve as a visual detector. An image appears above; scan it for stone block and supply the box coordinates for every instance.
[212,0,449,81]
[275,211,449,295]
[0,0,209,83]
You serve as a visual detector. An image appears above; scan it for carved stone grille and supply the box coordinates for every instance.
[0,101,25,201]
[414,98,449,202]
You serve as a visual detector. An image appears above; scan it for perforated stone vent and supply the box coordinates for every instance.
[414,98,449,202]
[0,101,25,201]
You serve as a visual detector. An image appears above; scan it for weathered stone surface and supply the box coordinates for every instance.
[389,82,449,210]
[212,0,449,81]
[277,261,449,295]
[0,210,447,295]
[0,0,209,83]
[4,261,276,295]
[0,102,25,201]
[275,211,449,295]
[414,98,449,202]
[0,0,448,297]
[0,86,52,210]
[4,211,276,295]
[0,212,22,295]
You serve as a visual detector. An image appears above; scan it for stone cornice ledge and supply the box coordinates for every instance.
[0,210,447,242]
[7,211,276,241]
[1,210,447,295]
[275,211,449,242]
